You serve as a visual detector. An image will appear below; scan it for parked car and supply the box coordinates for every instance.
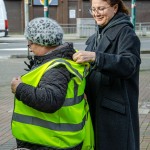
[0,0,8,37]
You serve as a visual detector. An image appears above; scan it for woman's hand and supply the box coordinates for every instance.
[11,76,22,94]
[73,51,96,63]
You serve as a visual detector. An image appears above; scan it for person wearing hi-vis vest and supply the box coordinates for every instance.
[11,17,94,150]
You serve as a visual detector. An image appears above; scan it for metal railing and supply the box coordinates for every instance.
[136,22,150,36]
[61,22,150,37]
[61,24,77,34]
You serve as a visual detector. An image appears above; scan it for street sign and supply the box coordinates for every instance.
[33,0,58,5]
[40,0,52,5]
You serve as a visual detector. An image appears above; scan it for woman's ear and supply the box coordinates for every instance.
[113,4,118,14]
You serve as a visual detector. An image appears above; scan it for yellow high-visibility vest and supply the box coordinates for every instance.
[11,58,94,149]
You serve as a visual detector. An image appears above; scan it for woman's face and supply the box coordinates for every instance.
[28,42,45,56]
[91,0,118,27]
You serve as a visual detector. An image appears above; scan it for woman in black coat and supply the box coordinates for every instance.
[73,0,141,150]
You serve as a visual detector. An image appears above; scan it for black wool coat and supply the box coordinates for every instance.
[85,13,141,150]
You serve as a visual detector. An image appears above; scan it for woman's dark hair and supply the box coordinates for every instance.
[108,0,129,15]
[90,0,129,15]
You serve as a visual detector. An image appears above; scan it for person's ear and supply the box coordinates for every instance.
[113,4,118,14]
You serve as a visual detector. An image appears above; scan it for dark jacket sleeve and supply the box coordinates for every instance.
[15,66,71,113]
[94,26,141,79]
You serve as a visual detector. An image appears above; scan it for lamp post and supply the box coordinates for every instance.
[24,0,29,27]
[44,0,49,17]
[131,0,136,30]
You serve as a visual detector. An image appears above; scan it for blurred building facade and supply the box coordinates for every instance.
[4,0,150,34]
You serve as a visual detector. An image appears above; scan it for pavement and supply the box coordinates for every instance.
[0,35,150,150]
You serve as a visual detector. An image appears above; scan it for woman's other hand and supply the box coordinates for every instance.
[11,76,22,94]
[73,51,96,63]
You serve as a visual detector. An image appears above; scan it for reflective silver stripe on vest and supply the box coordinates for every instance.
[64,94,84,106]
[53,59,83,80]
[64,81,84,106]
[49,59,84,106]
[13,113,86,132]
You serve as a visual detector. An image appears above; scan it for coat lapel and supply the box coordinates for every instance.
[85,33,96,52]
[96,35,111,53]
[85,24,129,53]
[85,33,111,53]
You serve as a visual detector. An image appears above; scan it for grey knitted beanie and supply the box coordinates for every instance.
[24,17,63,46]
